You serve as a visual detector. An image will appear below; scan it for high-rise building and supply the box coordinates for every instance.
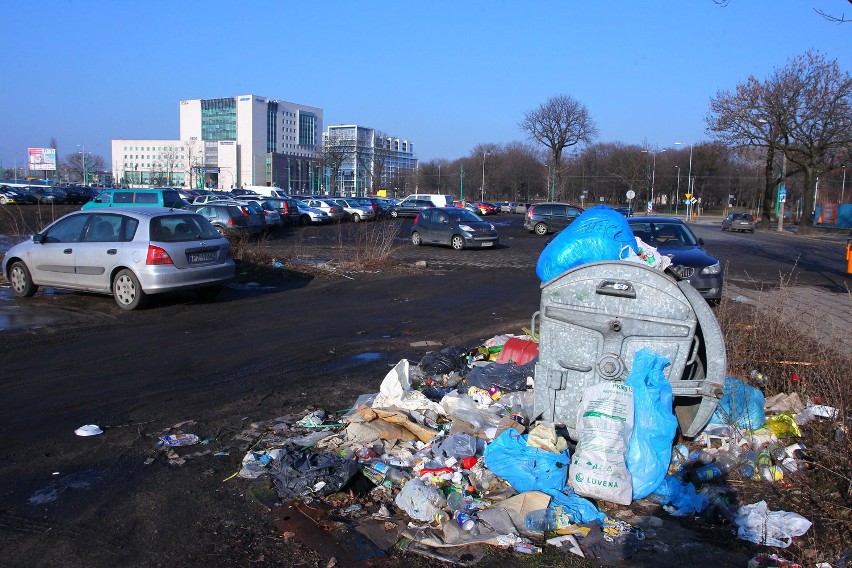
[324,125,417,196]
[112,95,323,191]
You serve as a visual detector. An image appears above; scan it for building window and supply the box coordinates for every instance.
[299,112,316,147]
[201,98,237,141]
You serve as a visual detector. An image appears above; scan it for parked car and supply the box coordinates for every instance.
[236,198,282,229]
[387,199,435,218]
[83,188,186,210]
[0,186,23,204]
[721,212,756,233]
[189,202,264,236]
[34,187,67,204]
[60,186,96,204]
[410,207,499,250]
[512,203,531,214]
[470,201,500,215]
[294,200,332,224]
[349,196,386,218]
[2,208,235,310]
[259,196,302,225]
[397,194,455,208]
[615,206,633,217]
[332,198,375,222]
[627,216,724,303]
[499,202,518,213]
[524,202,585,235]
[302,198,346,222]
[192,194,230,205]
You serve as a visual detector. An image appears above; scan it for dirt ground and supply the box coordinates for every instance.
[0,204,827,568]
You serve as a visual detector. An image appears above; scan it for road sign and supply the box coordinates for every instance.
[690,197,697,204]
[685,193,692,199]
[626,190,635,199]
[779,187,787,203]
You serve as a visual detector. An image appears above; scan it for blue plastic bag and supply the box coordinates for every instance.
[649,475,708,516]
[625,348,678,500]
[535,205,638,282]
[708,376,766,430]
[484,429,606,524]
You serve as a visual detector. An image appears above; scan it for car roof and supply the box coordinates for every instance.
[627,216,684,224]
[69,207,193,219]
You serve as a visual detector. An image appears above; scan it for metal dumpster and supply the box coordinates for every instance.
[532,261,725,440]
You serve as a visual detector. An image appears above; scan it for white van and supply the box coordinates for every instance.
[242,185,288,198]
[399,194,455,208]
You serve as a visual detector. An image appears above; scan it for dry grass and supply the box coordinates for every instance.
[714,275,852,563]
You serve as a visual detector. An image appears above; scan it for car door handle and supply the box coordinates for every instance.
[64,248,72,254]
[107,249,117,255]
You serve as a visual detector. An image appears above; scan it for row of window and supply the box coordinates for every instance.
[122,146,186,152]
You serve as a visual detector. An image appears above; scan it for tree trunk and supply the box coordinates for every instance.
[798,165,816,235]
[761,149,774,229]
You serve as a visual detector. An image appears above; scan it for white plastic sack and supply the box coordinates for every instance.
[624,237,672,272]
[735,500,812,548]
[372,359,445,415]
[568,382,634,505]
[394,477,447,522]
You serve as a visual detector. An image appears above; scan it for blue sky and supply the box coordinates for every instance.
[1,1,849,169]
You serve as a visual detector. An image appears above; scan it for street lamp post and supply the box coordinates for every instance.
[842,164,847,204]
[14,152,20,183]
[77,144,88,186]
[641,149,665,213]
[480,151,490,202]
[674,142,694,221]
[675,165,680,216]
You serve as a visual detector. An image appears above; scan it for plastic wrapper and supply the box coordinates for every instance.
[708,376,766,430]
[465,359,536,394]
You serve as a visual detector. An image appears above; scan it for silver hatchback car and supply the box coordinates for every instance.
[2,208,235,310]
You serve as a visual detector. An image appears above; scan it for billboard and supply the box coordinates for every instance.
[28,148,57,171]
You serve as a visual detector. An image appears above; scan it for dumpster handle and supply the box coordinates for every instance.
[530,311,539,341]
[685,332,700,368]
[557,359,594,373]
[596,280,636,299]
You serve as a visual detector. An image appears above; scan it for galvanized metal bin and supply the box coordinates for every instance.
[532,261,725,440]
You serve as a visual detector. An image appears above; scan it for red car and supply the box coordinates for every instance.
[472,202,501,215]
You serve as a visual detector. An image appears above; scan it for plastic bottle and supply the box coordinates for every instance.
[365,462,411,486]
[524,506,571,532]
[757,449,774,481]
[687,449,715,465]
[454,510,477,531]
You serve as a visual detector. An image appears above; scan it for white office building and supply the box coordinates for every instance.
[112,94,323,191]
[324,125,417,196]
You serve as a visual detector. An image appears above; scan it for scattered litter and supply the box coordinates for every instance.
[735,500,812,548]
[158,433,200,447]
[74,424,103,436]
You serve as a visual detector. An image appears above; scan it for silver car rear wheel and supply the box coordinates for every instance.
[113,269,147,310]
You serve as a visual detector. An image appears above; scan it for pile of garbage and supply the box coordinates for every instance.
[195,333,834,566]
[138,206,837,565]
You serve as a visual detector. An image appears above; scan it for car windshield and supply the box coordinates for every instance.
[151,214,220,241]
[448,209,483,222]
[629,221,699,246]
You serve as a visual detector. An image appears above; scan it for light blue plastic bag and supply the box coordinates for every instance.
[535,205,638,282]
[625,348,678,500]
[708,376,766,430]
[650,475,708,516]
[484,429,606,524]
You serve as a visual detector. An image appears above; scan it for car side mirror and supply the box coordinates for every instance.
[698,238,705,245]
[32,233,46,244]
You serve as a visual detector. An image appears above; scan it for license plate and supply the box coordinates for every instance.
[481,242,494,247]
[189,252,216,263]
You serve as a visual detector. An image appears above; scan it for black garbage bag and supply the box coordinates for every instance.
[419,346,470,376]
[269,446,359,499]
[466,358,537,393]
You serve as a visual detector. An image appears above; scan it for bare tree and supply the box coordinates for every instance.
[322,131,356,195]
[64,152,105,184]
[708,52,852,231]
[358,130,393,194]
[519,95,597,193]
[183,140,203,189]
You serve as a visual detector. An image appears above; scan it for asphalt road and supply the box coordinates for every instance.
[0,210,848,567]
